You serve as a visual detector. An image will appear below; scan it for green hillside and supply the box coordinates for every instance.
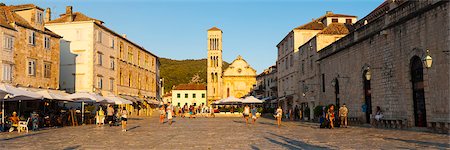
[160,58,229,92]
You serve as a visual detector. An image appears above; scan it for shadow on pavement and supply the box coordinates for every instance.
[250,144,260,150]
[127,125,141,131]
[258,122,277,126]
[233,120,246,124]
[63,145,81,150]
[265,132,330,150]
[0,132,47,141]
[384,137,450,149]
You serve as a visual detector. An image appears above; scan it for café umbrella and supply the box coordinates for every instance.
[242,96,263,104]
[66,92,106,124]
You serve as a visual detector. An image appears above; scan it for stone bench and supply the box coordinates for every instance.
[348,117,361,125]
[429,122,450,134]
[373,118,405,129]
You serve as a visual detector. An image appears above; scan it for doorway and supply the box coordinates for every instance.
[410,56,427,127]
[363,70,372,124]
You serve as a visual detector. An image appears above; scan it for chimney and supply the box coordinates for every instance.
[122,34,127,38]
[326,11,333,15]
[45,8,51,22]
[66,6,73,22]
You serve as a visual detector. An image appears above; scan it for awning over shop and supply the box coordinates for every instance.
[105,95,132,104]
[66,92,106,103]
[34,90,73,101]
[0,84,43,101]
[242,96,263,104]
[120,95,139,103]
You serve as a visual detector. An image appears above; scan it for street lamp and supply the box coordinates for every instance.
[365,67,372,81]
[423,49,432,69]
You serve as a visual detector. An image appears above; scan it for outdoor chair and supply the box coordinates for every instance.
[18,118,30,133]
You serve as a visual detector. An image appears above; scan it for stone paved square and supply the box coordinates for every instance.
[0,115,449,150]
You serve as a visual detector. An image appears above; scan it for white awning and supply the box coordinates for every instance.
[242,96,263,104]
[66,92,106,103]
[34,90,72,101]
[0,84,43,101]
[105,95,132,104]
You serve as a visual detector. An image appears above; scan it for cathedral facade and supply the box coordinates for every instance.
[206,27,256,105]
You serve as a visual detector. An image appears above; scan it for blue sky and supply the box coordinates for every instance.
[5,0,383,73]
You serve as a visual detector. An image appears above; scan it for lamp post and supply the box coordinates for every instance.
[423,49,432,69]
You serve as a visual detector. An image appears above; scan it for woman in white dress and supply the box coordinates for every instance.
[167,102,173,125]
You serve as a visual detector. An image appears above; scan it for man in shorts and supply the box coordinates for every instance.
[339,104,349,128]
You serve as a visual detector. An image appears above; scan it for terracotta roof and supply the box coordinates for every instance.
[8,4,44,11]
[318,23,353,35]
[47,12,103,24]
[295,21,326,30]
[0,6,15,30]
[0,6,61,37]
[208,26,222,31]
[173,84,206,90]
[163,93,172,97]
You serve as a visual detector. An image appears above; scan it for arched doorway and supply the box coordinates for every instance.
[363,70,372,124]
[410,56,427,127]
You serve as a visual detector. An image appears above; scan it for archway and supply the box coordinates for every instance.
[410,56,426,127]
[363,70,372,124]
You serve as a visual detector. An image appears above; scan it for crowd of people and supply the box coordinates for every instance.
[95,105,128,132]
[159,102,218,125]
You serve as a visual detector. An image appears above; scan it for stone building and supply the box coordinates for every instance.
[317,0,449,129]
[206,27,257,104]
[46,6,159,101]
[297,23,353,119]
[222,56,257,98]
[171,84,206,107]
[253,65,277,100]
[0,4,61,89]
[277,11,356,112]
[0,19,16,84]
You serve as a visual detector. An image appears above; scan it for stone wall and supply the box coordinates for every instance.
[318,1,449,126]
[13,25,60,89]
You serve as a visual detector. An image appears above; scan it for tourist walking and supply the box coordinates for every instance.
[326,105,335,129]
[167,102,173,125]
[275,106,282,128]
[181,104,186,118]
[251,106,258,124]
[121,107,128,132]
[209,106,215,118]
[243,105,250,125]
[107,105,115,127]
[339,104,349,128]
[96,107,105,127]
[159,105,165,124]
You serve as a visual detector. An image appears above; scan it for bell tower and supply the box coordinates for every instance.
[207,27,223,105]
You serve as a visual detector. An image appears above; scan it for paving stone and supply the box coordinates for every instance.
[0,115,449,149]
